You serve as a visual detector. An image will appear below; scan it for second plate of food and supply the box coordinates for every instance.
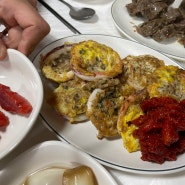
[33,34,185,174]
[111,0,185,62]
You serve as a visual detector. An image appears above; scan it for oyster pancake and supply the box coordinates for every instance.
[48,77,90,123]
[40,43,74,83]
[147,65,185,101]
[121,55,164,90]
[86,86,125,139]
[70,40,123,81]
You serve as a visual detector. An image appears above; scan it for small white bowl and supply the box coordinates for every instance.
[0,49,43,159]
[0,141,118,185]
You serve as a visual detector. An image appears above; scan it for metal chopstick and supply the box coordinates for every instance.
[38,0,81,34]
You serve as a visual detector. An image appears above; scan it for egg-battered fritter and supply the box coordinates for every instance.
[117,89,148,152]
[48,77,90,123]
[40,43,74,83]
[120,55,164,90]
[147,65,185,101]
[70,40,123,81]
[86,86,125,139]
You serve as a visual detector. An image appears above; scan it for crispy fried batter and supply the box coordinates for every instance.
[70,40,123,81]
[48,77,90,123]
[120,55,164,90]
[86,86,125,139]
[147,65,185,100]
[40,43,74,83]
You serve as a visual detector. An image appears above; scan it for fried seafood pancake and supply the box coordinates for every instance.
[48,77,90,123]
[70,40,123,81]
[117,89,148,152]
[86,86,125,139]
[147,65,185,101]
[120,55,164,90]
[40,43,74,83]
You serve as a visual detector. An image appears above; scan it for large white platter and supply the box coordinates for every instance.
[33,34,184,174]
[0,140,117,185]
[0,49,43,160]
[111,0,185,62]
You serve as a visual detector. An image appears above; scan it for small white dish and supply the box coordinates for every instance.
[0,140,118,185]
[111,0,185,62]
[33,34,184,174]
[0,49,43,159]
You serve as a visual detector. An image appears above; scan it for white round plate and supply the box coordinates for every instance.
[111,0,185,62]
[0,49,43,160]
[0,140,118,185]
[33,34,184,174]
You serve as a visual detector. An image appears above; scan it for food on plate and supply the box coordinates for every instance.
[0,111,9,127]
[131,97,185,164]
[126,0,175,20]
[126,0,185,46]
[117,89,148,152]
[82,78,120,92]
[0,83,32,116]
[40,43,74,83]
[120,55,164,90]
[40,39,185,164]
[70,40,123,81]
[48,76,90,123]
[63,165,98,185]
[147,65,185,100]
[21,165,98,185]
[86,86,125,139]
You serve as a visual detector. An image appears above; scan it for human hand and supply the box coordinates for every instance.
[0,0,50,60]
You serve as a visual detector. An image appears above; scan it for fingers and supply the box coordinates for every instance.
[0,0,50,56]
[0,39,7,60]
[12,1,50,55]
[15,18,50,56]
[2,26,22,49]
[28,0,37,7]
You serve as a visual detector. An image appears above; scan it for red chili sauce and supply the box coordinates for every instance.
[132,97,185,164]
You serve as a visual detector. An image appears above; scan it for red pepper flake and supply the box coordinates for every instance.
[132,97,185,164]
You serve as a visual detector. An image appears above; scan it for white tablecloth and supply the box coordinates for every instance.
[1,1,185,184]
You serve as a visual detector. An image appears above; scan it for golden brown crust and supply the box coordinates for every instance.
[86,86,125,139]
[40,43,74,83]
[48,77,90,123]
[70,40,123,81]
[147,65,185,101]
[120,55,165,90]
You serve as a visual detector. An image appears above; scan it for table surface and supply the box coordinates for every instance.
[1,0,185,184]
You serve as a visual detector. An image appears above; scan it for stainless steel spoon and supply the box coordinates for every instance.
[58,0,95,20]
